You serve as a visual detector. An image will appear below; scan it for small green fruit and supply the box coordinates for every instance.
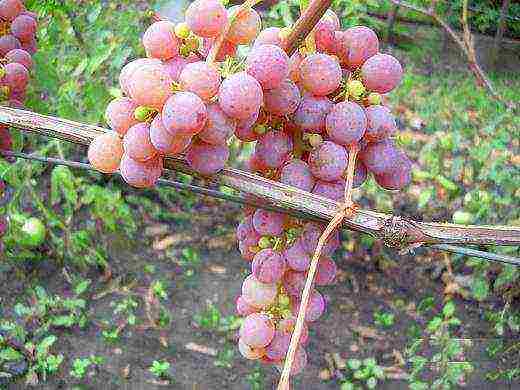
[347,80,365,99]
[258,236,272,249]
[174,22,190,39]
[21,218,46,247]
[452,210,475,225]
[367,92,382,105]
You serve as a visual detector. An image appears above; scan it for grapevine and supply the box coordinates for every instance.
[0,0,38,252]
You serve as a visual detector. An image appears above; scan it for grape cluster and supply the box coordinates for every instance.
[0,0,38,252]
[87,1,412,377]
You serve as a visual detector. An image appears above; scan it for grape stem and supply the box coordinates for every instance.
[206,0,264,64]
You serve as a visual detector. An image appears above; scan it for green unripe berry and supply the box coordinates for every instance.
[452,210,475,225]
[367,92,382,105]
[21,217,46,247]
[258,236,273,249]
[347,80,365,99]
[304,133,323,148]
[174,22,190,39]
[134,106,155,122]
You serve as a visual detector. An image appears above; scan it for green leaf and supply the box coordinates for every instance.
[0,347,23,361]
[442,301,455,318]
[74,279,91,296]
[471,277,490,301]
[36,335,57,356]
[417,187,434,208]
[427,317,443,333]
[347,358,362,371]
[494,265,518,290]
[51,166,78,206]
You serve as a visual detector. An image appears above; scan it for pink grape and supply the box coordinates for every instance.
[241,274,277,309]
[201,37,237,62]
[252,209,285,236]
[186,140,229,176]
[105,97,139,135]
[246,44,289,90]
[198,103,236,145]
[353,161,368,188]
[288,51,304,84]
[235,111,260,142]
[264,79,301,116]
[312,179,345,201]
[280,159,314,192]
[374,151,412,190]
[294,94,333,133]
[309,141,348,181]
[227,6,261,45]
[291,290,325,322]
[0,35,21,56]
[299,54,341,96]
[0,0,24,21]
[335,26,379,69]
[239,233,260,261]
[359,139,399,175]
[119,154,163,189]
[282,270,307,297]
[163,56,188,82]
[218,72,263,120]
[361,53,403,94]
[238,338,265,360]
[239,313,275,348]
[265,331,290,361]
[255,130,292,169]
[364,105,397,141]
[253,27,283,48]
[127,63,173,109]
[162,92,207,136]
[185,0,228,38]
[87,133,124,174]
[314,9,340,54]
[275,347,307,376]
[3,62,29,92]
[119,58,161,96]
[142,21,179,60]
[10,14,37,42]
[326,101,367,146]
[123,123,158,163]
[237,215,257,242]
[20,36,36,55]
[252,248,285,284]
[278,317,309,345]
[315,257,337,286]
[301,222,340,256]
[284,238,311,272]
[150,115,191,155]
[180,61,221,101]
[236,295,258,317]
[5,49,32,70]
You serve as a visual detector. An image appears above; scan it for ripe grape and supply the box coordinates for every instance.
[359,139,399,175]
[0,35,20,56]
[288,51,304,84]
[10,14,37,43]
[315,257,337,286]
[105,97,139,135]
[280,159,314,192]
[361,53,403,94]
[127,63,173,110]
[364,105,397,141]
[0,0,24,21]
[87,132,124,174]
[264,79,301,116]
[246,44,289,90]
[185,0,228,38]
[142,21,179,60]
[284,238,311,272]
[239,232,260,261]
[252,248,285,284]
[326,101,367,146]
[162,91,207,136]
[163,56,188,82]
[186,140,229,176]
[299,54,341,96]
[278,317,309,345]
[201,37,237,62]
[198,103,236,145]
[3,62,29,92]
[150,115,191,155]
[119,153,163,189]
[239,313,275,348]
[227,6,261,45]
[291,290,325,322]
[252,209,285,236]
[20,36,36,55]
[265,331,290,361]
[294,94,333,133]
[374,151,412,190]
[236,295,258,317]
[274,346,307,376]
[119,58,161,96]
[179,61,221,101]
[335,26,379,69]
[241,274,278,309]
[239,338,265,360]
[255,130,292,169]
[5,49,32,70]
[283,270,308,297]
[309,141,348,181]
[237,215,256,241]
[254,27,283,48]
[301,222,340,256]
[123,123,158,162]
[218,72,263,120]
[314,9,340,54]
[312,179,345,201]
[235,111,260,142]
[246,150,269,173]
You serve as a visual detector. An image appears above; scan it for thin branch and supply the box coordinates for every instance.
[0,106,519,250]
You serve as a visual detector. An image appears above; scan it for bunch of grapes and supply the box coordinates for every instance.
[0,0,38,253]
[87,0,411,377]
